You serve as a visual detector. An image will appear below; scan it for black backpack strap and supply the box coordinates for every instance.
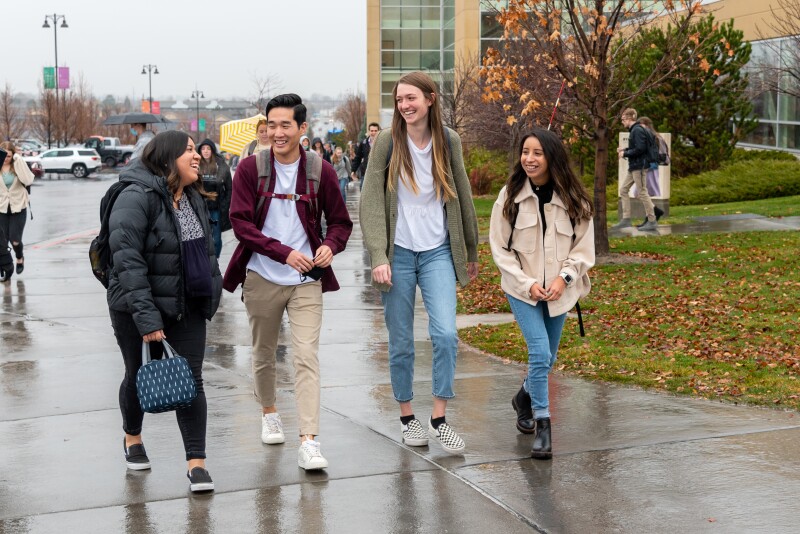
[255,149,273,217]
[575,301,585,337]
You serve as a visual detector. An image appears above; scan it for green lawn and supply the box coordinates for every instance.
[458,219,800,410]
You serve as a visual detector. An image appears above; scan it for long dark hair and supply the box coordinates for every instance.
[389,71,454,201]
[141,130,215,200]
[503,129,593,223]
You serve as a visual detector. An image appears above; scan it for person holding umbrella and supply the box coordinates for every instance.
[130,123,156,161]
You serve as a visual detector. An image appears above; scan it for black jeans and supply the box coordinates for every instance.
[0,208,26,270]
[110,307,208,461]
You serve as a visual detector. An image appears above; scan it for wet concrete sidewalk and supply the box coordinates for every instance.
[1,179,799,533]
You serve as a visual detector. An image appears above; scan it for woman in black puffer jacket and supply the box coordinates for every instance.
[106,130,222,493]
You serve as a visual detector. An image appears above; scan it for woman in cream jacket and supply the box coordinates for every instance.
[489,129,594,459]
[0,142,35,282]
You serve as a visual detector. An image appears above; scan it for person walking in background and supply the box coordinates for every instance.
[352,122,380,191]
[332,146,351,203]
[301,136,310,151]
[107,130,222,492]
[360,71,479,455]
[129,123,156,161]
[0,142,35,282]
[612,108,661,231]
[197,139,233,258]
[489,128,595,459]
[311,138,325,159]
[223,94,352,471]
[322,142,333,163]
[241,118,271,159]
[635,117,665,200]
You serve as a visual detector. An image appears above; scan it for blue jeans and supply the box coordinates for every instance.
[380,241,458,402]
[506,294,567,419]
[338,178,349,203]
[209,209,222,258]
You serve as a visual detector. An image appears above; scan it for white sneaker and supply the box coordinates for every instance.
[428,420,466,455]
[298,439,329,470]
[261,413,285,445]
[401,418,429,447]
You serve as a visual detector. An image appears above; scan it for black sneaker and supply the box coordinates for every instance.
[187,467,214,493]
[123,438,151,470]
[15,258,24,275]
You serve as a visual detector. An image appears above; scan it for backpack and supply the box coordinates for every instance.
[254,149,323,235]
[656,136,670,166]
[89,181,132,288]
[642,126,659,167]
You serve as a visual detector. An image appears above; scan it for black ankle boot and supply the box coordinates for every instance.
[511,386,535,434]
[531,418,552,459]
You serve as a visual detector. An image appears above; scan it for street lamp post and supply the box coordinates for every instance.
[191,87,204,140]
[141,65,159,112]
[42,13,68,148]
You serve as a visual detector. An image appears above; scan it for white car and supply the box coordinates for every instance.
[33,148,102,178]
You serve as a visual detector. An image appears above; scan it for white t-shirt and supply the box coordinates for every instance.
[394,136,447,252]
[246,158,314,286]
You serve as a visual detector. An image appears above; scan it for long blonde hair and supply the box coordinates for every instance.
[388,71,455,201]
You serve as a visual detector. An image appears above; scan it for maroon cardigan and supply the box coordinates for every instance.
[222,147,353,293]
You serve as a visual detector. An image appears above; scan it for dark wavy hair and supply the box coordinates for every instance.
[141,130,215,200]
[502,129,593,223]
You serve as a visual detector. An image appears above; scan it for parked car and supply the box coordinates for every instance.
[83,136,135,168]
[26,159,44,178]
[31,148,102,178]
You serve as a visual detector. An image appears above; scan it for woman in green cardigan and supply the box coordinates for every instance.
[360,71,479,455]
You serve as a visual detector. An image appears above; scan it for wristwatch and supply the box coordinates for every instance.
[559,272,573,285]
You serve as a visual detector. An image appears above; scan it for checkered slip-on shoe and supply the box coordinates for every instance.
[428,420,466,455]
[402,418,429,447]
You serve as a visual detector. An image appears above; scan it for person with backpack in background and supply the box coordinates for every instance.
[106,130,222,492]
[222,94,352,471]
[0,142,35,282]
[634,117,668,200]
[240,118,271,159]
[332,146,351,203]
[352,122,380,191]
[360,71,479,455]
[612,108,662,231]
[197,139,233,258]
[489,129,595,459]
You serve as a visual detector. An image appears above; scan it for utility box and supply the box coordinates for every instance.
[617,132,671,219]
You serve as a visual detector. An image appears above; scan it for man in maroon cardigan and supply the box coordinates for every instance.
[223,94,352,471]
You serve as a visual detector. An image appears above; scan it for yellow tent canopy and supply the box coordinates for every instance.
[219,114,266,155]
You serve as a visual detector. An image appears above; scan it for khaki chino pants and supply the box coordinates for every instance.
[619,168,656,221]
[243,271,323,436]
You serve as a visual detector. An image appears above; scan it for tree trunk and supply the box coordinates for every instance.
[593,124,610,256]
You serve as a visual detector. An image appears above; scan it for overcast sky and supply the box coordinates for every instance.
[4,1,367,103]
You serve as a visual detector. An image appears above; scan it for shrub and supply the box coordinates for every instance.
[728,148,798,163]
[671,160,800,205]
[469,164,496,195]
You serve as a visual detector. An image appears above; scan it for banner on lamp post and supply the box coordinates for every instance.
[43,67,56,89]
[191,120,197,131]
[199,119,206,132]
[141,101,150,113]
[57,67,70,89]
[152,101,160,114]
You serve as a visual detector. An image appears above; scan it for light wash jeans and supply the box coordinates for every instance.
[380,241,458,402]
[338,178,349,203]
[506,294,567,419]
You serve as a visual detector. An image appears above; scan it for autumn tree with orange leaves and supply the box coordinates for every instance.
[482,0,714,255]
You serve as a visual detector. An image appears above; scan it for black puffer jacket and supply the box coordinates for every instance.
[197,139,233,231]
[106,159,222,336]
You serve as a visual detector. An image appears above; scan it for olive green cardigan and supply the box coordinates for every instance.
[359,127,479,291]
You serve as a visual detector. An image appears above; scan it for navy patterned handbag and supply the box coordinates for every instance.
[136,340,197,413]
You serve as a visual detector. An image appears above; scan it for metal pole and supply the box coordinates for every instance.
[53,14,59,147]
[148,70,153,111]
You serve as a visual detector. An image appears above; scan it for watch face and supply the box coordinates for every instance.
[563,274,573,283]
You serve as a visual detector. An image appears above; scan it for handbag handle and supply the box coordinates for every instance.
[141,339,177,366]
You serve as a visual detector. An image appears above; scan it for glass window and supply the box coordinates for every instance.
[401,51,421,69]
[421,51,441,70]
[79,150,96,156]
[421,6,440,29]
[57,150,73,157]
[382,29,400,49]
[420,29,440,49]
[382,94,395,109]
[402,7,421,29]
[778,123,800,150]
[382,49,397,68]
[41,151,56,158]
[740,122,776,147]
[382,7,401,29]
[443,50,455,71]
[481,12,503,38]
[443,28,455,47]
[401,29,421,49]
[403,0,421,6]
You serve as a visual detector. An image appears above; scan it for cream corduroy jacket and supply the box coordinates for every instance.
[0,155,35,214]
